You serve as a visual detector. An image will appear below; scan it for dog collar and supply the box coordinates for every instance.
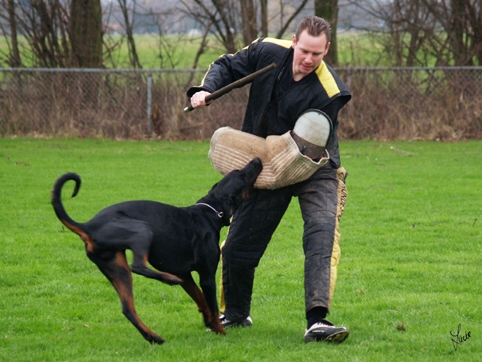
[196,203,224,219]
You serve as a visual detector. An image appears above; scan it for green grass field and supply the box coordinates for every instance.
[0,138,480,361]
[105,32,392,69]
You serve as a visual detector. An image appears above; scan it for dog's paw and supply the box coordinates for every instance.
[148,334,165,344]
[205,322,226,335]
[205,326,226,335]
[214,326,226,335]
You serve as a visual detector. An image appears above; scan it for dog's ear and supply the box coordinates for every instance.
[221,195,240,226]
[221,200,234,227]
[228,195,240,214]
[241,183,255,200]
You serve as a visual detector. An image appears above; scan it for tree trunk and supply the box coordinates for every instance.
[7,0,21,67]
[211,0,237,53]
[315,0,339,66]
[69,0,103,109]
[260,0,268,37]
[469,7,482,65]
[70,0,103,68]
[240,0,258,46]
[449,0,468,65]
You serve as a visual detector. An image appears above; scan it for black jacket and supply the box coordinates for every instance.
[187,37,351,168]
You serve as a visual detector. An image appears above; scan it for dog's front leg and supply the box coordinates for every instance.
[198,273,225,334]
[179,273,215,331]
[194,236,225,334]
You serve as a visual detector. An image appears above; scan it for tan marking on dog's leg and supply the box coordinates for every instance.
[97,251,165,344]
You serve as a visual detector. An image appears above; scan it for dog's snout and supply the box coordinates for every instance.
[241,158,262,193]
[252,157,262,166]
[248,157,263,173]
[245,158,263,183]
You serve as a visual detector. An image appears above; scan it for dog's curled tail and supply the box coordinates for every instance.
[51,172,83,233]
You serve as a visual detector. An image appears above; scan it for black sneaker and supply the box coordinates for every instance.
[219,314,253,329]
[304,320,349,343]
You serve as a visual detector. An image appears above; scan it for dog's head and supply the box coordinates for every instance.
[204,157,263,226]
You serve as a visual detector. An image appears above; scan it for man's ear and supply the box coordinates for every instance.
[325,41,331,56]
[291,34,297,49]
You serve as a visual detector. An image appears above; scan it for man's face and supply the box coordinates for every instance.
[292,30,330,80]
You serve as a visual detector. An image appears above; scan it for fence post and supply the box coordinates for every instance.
[147,72,153,133]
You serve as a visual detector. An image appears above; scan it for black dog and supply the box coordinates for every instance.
[51,157,262,344]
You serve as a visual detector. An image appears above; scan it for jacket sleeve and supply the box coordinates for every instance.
[186,39,264,98]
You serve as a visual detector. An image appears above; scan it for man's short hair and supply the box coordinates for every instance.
[295,16,331,42]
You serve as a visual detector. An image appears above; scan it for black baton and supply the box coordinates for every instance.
[184,62,277,112]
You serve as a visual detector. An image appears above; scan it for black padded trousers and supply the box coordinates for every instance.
[221,166,348,322]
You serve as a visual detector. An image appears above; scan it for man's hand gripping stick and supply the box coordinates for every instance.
[184,63,277,112]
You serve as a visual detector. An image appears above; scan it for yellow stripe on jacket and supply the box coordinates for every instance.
[315,61,341,98]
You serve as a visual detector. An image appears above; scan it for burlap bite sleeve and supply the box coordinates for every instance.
[208,127,329,189]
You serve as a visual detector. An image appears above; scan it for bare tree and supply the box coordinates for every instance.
[117,0,142,68]
[5,0,21,67]
[70,0,103,68]
[423,0,482,66]
[101,1,125,68]
[315,0,339,66]
[19,0,71,67]
[275,0,310,39]
[260,0,268,37]
[186,23,212,85]
[382,0,434,67]
[344,0,433,67]
[240,0,257,45]
[180,0,239,53]
[347,0,482,67]
[152,9,192,69]
[179,0,309,54]
[0,0,104,68]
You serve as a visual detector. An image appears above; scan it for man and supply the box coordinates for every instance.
[187,16,351,343]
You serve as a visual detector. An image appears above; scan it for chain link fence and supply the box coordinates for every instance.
[1,67,481,140]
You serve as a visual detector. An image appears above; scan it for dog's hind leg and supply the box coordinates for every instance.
[88,250,165,344]
[131,253,182,285]
[179,273,225,335]
[94,218,182,285]
[129,237,182,285]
